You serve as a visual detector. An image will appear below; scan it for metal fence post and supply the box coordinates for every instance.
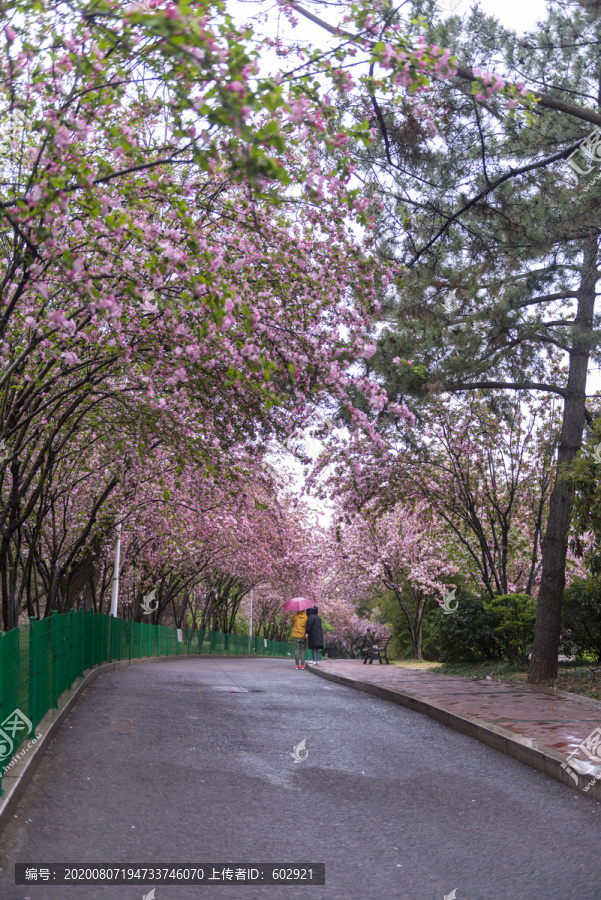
[67,610,75,684]
[106,614,112,663]
[90,611,95,667]
[78,609,84,677]
[51,611,60,708]
[28,617,38,732]
[102,612,108,664]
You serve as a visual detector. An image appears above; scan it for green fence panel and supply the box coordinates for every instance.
[0,612,294,796]
[0,625,30,796]
[30,617,53,733]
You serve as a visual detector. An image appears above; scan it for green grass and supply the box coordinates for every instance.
[390,659,441,670]
[541,664,601,701]
[393,659,526,679]
[432,660,528,680]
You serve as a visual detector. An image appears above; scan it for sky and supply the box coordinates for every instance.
[445,0,548,30]
[230,0,552,47]
[230,0,596,523]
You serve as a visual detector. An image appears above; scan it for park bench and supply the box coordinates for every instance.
[365,636,391,665]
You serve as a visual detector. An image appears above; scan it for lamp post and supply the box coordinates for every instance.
[109,522,122,617]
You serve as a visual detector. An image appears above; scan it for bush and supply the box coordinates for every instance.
[430,591,501,663]
[561,578,601,662]
[482,594,535,665]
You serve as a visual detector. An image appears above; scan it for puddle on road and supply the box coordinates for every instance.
[109,718,133,733]
[211,686,249,693]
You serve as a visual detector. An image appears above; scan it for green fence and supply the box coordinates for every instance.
[0,610,306,796]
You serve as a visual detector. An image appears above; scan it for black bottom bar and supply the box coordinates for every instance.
[16,863,326,885]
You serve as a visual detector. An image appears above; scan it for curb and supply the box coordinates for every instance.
[0,652,265,840]
[306,663,601,800]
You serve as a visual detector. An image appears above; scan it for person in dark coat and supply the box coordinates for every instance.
[361,627,376,663]
[305,606,324,665]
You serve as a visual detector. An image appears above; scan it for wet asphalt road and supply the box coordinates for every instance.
[0,656,599,900]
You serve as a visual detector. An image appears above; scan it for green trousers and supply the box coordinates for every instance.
[293,638,306,666]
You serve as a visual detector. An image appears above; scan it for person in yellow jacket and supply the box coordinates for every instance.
[291,610,308,670]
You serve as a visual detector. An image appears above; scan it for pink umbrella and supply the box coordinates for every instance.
[282,596,315,612]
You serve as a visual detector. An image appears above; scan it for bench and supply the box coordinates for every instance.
[364,636,391,665]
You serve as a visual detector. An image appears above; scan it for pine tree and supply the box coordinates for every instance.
[353,0,601,680]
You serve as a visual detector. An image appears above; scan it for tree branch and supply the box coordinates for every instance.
[289,2,601,127]
[444,379,568,398]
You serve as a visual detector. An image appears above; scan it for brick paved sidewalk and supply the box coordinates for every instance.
[311,660,601,783]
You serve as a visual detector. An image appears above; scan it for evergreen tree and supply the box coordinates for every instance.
[350,0,601,680]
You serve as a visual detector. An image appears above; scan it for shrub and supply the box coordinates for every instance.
[430,591,501,663]
[561,579,601,662]
[482,593,536,665]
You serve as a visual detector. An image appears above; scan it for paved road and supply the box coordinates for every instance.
[0,656,599,900]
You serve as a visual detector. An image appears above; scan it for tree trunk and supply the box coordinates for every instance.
[391,584,424,659]
[413,627,423,660]
[0,455,21,631]
[529,237,599,683]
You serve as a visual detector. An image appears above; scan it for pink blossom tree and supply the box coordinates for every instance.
[326,499,457,659]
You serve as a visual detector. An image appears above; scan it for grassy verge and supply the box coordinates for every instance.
[540,664,601,701]
[391,658,601,701]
